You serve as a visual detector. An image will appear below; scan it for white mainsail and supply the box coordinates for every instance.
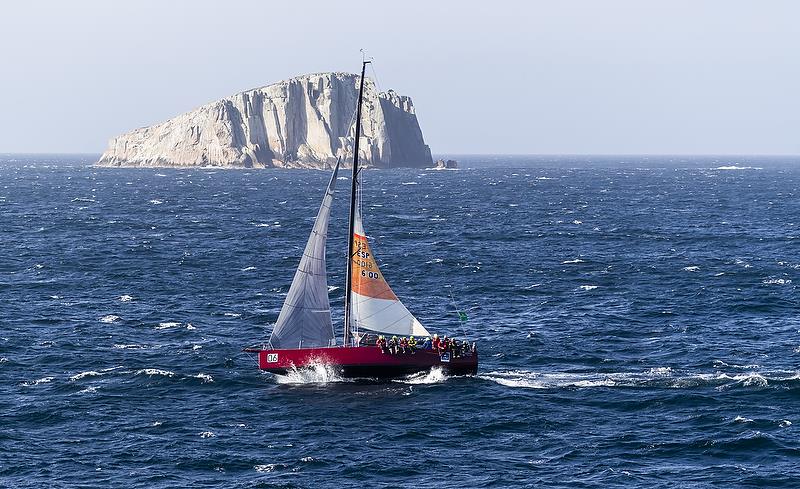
[349,202,431,338]
[269,160,340,349]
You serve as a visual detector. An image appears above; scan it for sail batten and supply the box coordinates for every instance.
[268,160,340,349]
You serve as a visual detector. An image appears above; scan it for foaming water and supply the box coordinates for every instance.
[395,366,448,384]
[479,368,797,390]
[274,360,346,385]
[4,156,800,487]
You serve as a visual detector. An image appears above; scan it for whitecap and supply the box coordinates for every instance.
[223,312,241,318]
[200,431,215,438]
[740,373,768,388]
[779,420,792,427]
[425,258,444,264]
[156,321,182,329]
[135,369,175,377]
[682,266,700,272]
[562,259,584,264]
[578,285,598,291]
[194,373,213,383]
[327,285,340,292]
[400,182,418,185]
[241,266,257,271]
[734,415,754,423]
[763,278,792,285]
[78,386,98,394]
[119,295,133,302]
[254,464,284,472]
[192,345,203,350]
[22,376,54,387]
[113,344,146,350]
[70,371,101,381]
[99,314,120,323]
[714,166,762,170]
[572,220,582,225]
[646,367,673,376]
[148,199,163,205]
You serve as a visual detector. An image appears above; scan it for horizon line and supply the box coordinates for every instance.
[1,152,799,158]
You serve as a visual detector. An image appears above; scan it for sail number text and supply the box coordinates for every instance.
[355,246,380,280]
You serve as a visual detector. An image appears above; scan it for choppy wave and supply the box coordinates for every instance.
[194,373,214,383]
[69,366,124,381]
[135,369,176,377]
[21,376,55,387]
[113,344,147,350]
[7,158,800,487]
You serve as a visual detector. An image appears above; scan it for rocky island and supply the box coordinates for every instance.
[97,72,433,169]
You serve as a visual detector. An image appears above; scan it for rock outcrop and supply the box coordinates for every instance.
[97,72,433,169]
[434,159,459,169]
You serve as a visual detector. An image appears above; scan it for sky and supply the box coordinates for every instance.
[0,0,798,155]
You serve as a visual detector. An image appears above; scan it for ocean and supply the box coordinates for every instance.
[2,154,800,487]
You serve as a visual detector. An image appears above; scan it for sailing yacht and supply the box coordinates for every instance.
[244,61,478,378]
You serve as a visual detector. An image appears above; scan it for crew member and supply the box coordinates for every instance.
[376,335,388,354]
[431,334,440,351]
[451,338,461,358]
[407,336,417,354]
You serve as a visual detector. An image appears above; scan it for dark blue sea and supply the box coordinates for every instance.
[2,154,800,488]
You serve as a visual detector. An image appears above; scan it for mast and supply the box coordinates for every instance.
[344,60,370,347]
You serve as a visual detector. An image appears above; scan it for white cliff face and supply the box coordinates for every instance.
[97,72,433,169]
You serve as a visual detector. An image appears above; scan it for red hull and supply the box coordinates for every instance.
[244,346,478,378]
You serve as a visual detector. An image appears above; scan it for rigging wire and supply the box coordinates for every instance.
[448,288,470,339]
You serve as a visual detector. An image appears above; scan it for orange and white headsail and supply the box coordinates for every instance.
[349,205,431,338]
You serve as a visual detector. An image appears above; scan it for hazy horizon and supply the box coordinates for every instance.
[1,0,798,155]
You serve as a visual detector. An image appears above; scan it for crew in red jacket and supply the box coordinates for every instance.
[399,336,409,354]
[439,336,449,353]
[376,335,388,354]
[431,334,440,352]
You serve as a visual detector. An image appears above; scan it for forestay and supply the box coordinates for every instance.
[269,160,340,349]
[349,204,431,338]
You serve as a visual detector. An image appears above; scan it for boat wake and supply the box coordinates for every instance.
[395,367,448,385]
[479,368,799,390]
[274,360,346,385]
